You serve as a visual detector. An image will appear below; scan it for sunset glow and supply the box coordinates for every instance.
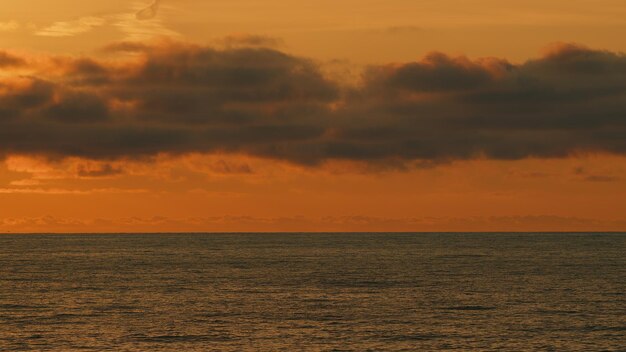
[1,0,625,232]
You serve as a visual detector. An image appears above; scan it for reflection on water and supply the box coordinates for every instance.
[1,233,625,351]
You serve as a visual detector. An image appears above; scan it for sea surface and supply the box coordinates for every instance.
[0,233,624,351]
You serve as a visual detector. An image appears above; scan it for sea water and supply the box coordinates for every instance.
[0,233,624,351]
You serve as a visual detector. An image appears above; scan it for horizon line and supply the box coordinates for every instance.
[1,231,625,235]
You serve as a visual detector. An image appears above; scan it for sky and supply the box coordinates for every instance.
[0,0,625,232]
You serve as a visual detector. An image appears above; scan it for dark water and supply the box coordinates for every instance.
[0,233,624,351]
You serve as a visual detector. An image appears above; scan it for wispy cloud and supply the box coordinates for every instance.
[136,0,162,20]
[2,215,626,233]
[0,188,147,195]
[0,20,20,32]
[112,12,179,40]
[572,166,621,182]
[0,188,90,195]
[34,1,177,40]
[36,16,107,37]
[9,179,42,187]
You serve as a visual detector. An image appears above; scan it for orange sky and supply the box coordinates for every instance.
[1,0,625,232]
[2,0,626,63]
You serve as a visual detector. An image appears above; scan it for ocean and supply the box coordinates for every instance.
[0,233,624,351]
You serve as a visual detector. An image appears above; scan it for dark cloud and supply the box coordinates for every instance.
[0,42,625,166]
[64,58,111,85]
[584,175,620,182]
[217,34,284,48]
[0,52,25,68]
[76,163,123,177]
[0,79,55,121]
[364,52,512,92]
[45,91,110,123]
[101,41,153,53]
[572,166,620,182]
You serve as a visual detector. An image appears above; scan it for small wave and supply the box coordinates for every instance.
[441,305,496,311]
[583,325,626,332]
[131,334,234,343]
[96,303,137,309]
[437,254,490,259]
[301,298,333,303]
[0,304,44,310]
[381,333,446,341]
[322,279,401,288]
[536,309,580,315]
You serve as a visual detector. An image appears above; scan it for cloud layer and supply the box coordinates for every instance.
[2,215,626,233]
[1,42,625,166]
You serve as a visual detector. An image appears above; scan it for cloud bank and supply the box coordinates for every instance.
[0,42,625,166]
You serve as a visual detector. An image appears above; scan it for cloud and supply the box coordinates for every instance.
[0,51,25,68]
[216,34,284,48]
[4,156,127,183]
[0,20,20,32]
[35,1,176,40]
[2,215,626,233]
[36,16,107,37]
[572,166,620,182]
[584,175,620,182]
[0,42,626,167]
[9,179,42,187]
[136,0,162,20]
[0,187,145,195]
[76,163,123,177]
[364,52,512,92]
[113,12,179,40]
